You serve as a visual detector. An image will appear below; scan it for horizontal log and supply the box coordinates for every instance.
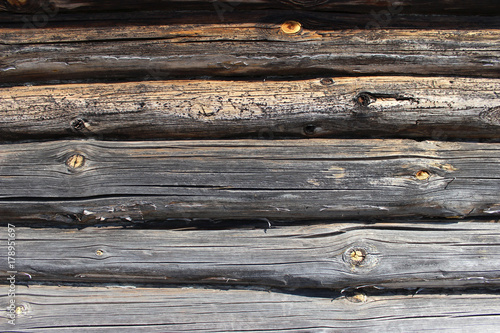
[2,9,500,30]
[1,27,499,84]
[2,0,499,16]
[1,139,500,224]
[7,14,500,45]
[2,222,500,289]
[1,77,500,141]
[3,285,500,331]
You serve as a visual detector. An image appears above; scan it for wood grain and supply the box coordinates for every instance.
[2,222,500,289]
[3,284,500,332]
[1,27,499,84]
[2,77,500,141]
[1,139,500,224]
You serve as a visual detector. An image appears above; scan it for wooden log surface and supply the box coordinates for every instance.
[1,139,500,224]
[2,222,500,289]
[2,9,500,30]
[2,284,500,332]
[2,26,499,84]
[8,17,500,45]
[2,77,500,141]
[2,0,500,16]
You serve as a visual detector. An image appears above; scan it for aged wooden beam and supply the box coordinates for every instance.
[2,222,500,289]
[4,284,500,331]
[1,77,499,141]
[2,0,499,16]
[8,17,488,45]
[1,139,500,224]
[1,27,499,84]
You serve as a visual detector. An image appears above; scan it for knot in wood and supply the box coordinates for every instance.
[415,170,431,180]
[71,118,86,131]
[320,78,335,86]
[15,305,26,315]
[346,292,367,304]
[281,21,302,34]
[343,245,378,271]
[480,106,500,125]
[355,93,374,107]
[66,154,85,170]
[303,124,317,136]
[349,249,366,265]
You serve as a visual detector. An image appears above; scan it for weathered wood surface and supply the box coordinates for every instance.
[1,139,500,224]
[2,285,500,332]
[7,18,500,45]
[2,77,500,141]
[2,222,500,289]
[2,0,499,15]
[2,27,499,84]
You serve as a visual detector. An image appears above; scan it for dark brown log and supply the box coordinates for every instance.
[1,77,500,141]
[1,26,499,84]
[4,284,500,332]
[2,9,499,31]
[1,0,499,16]
[1,139,500,224]
[2,222,500,289]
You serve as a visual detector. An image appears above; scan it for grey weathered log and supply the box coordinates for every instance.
[1,139,500,224]
[1,77,500,141]
[3,284,500,332]
[2,0,499,15]
[2,222,500,289]
[1,27,499,84]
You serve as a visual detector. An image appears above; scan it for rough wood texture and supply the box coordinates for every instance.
[2,27,499,84]
[2,285,500,332]
[2,77,500,141]
[9,18,500,45]
[2,0,499,15]
[2,222,500,289]
[1,139,500,224]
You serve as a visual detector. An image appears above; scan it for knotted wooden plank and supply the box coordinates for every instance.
[1,222,500,289]
[1,27,499,84]
[1,139,500,224]
[4,284,500,332]
[1,77,499,141]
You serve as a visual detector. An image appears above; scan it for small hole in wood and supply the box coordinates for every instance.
[416,170,431,180]
[303,124,317,136]
[95,249,104,256]
[281,21,302,34]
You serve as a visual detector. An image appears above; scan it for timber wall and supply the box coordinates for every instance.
[1,1,500,331]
